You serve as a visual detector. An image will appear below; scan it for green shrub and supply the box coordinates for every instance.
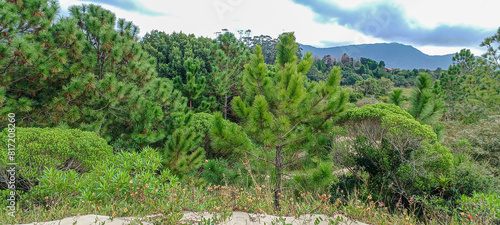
[442,116,500,175]
[447,153,499,198]
[333,104,453,208]
[0,127,113,191]
[457,192,500,224]
[27,147,178,207]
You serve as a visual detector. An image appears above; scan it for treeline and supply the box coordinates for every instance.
[237,33,437,87]
[306,53,441,87]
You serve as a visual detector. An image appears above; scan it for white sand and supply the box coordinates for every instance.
[19,211,369,225]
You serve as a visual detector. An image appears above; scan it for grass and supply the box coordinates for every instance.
[400,87,413,99]
[3,180,494,225]
[0,183,423,225]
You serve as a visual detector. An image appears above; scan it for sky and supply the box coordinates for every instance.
[57,0,500,56]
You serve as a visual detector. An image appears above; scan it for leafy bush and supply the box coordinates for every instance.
[457,192,500,224]
[0,127,113,191]
[447,153,499,198]
[442,116,500,175]
[333,104,452,206]
[27,147,178,207]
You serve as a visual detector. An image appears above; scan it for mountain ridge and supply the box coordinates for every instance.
[299,42,454,70]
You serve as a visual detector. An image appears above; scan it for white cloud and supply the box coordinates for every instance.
[57,0,497,56]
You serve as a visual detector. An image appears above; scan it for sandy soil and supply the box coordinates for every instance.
[19,211,369,225]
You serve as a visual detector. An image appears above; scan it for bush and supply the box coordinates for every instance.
[26,147,178,207]
[333,104,452,207]
[447,153,499,198]
[0,127,113,191]
[457,192,500,224]
[442,116,500,175]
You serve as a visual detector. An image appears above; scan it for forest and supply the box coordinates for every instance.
[0,1,499,224]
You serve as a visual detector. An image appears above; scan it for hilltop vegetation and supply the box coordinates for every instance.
[300,43,455,70]
[0,1,499,224]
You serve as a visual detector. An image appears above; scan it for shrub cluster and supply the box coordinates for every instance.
[0,127,113,191]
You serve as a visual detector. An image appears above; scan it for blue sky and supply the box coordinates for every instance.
[58,0,500,55]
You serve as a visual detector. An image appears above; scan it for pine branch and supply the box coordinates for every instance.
[245,150,276,166]
[309,94,326,111]
[280,121,301,139]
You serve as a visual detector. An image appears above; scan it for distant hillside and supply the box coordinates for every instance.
[300,43,454,70]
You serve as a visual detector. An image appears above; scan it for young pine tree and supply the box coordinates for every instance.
[407,73,445,140]
[162,127,205,178]
[213,33,348,209]
[389,88,404,106]
[408,73,444,124]
[174,57,208,111]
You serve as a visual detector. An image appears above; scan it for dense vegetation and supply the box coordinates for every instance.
[1,1,499,224]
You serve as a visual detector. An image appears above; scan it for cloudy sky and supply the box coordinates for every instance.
[58,0,499,56]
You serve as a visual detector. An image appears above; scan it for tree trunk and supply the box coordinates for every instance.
[274,139,283,210]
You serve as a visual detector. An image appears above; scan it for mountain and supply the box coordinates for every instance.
[300,43,454,70]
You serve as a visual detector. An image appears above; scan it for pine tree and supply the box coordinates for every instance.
[174,57,207,111]
[480,27,500,70]
[452,49,476,75]
[0,0,60,126]
[389,88,404,106]
[162,127,205,177]
[142,31,216,112]
[0,3,189,150]
[213,33,348,209]
[407,73,444,140]
[210,32,250,119]
[408,73,444,124]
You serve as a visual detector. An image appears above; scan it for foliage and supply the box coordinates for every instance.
[142,30,214,81]
[448,153,499,199]
[173,57,207,111]
[0,127,113,191]
[292,161,335,193]
[442,117,500,175]
[0,3,189,150]
[242,34,278,64]
[213,32,348,209]
[407,73,444,125]
[142,31,250,115]
[452,49,476,75]
[480,27,500,70]
[0,2,498,224]
[334,104,455,208]
[389,88,405,106]
[354,77,393,97]
[210,32,250,119]
[440,46,499,123]
[305,53,424,87]
[210,112,253,159]
[458,192,500,223]
[26,147,178,207]
[162,127,205,178]
[202,159,250,187]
